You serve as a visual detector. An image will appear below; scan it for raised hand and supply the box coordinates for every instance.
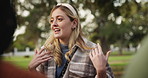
[28,47,52,71]
[89,43,110,77]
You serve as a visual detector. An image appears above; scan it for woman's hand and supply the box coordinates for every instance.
[89,43,110,77]
[28,47,52,71]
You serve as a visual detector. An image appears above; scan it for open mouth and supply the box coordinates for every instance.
[54,28,60,33]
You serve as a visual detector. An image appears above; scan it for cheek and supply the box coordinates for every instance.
[62,27,71,34]
[61,26,72,35]
[59,20,73,34]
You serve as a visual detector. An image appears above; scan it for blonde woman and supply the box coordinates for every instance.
[28,3,114,78]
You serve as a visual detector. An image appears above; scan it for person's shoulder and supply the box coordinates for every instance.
[83,38,96,48]
[123,35,148,78]
[0,60,46,78]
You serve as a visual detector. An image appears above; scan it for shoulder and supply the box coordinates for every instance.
[69,45,96,77]
[73,38,96,54]
[83,38,96,48]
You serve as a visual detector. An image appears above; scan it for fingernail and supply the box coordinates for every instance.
[41,46,45,49]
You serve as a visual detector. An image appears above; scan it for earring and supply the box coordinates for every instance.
[72,27,75,30]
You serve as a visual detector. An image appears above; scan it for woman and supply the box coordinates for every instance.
[28,3,114,78]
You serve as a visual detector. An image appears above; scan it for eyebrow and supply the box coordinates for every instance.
[50,15,64,19]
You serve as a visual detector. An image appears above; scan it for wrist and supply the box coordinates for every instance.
[28,66,36,72]
[96,69,106,78]
[96,67,106,73]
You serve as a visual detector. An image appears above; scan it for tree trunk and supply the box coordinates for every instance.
[100,37,110,55]
[118,40,123,55]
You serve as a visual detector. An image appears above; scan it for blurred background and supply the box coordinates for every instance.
[3,0,148,78]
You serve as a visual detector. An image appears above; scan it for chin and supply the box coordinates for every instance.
[54,35,61,39]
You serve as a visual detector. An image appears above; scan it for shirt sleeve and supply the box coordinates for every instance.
[95,63,114,78]
[36,63,45,74]
[106,63,114,78]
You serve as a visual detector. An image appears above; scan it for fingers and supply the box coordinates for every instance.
[39,51,51,57]
[89,43,110,58]
[40,55,52,61]
[89,43,102,58]
[40,57,52,63]
[97,43,103,54]
[94,46,99,55]
[37,55,52,64]
[30,51,52,67]
[29,56,51,70]
[38,47,45,54]
[35,49,38,55]
[34,47,45,56]
[106,50,111,61]
[34,48,52,62]
[29,47,53,71]
[35,47,52,57]
[89,49,93,59]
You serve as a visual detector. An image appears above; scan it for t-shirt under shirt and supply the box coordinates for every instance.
[56,44,69,78]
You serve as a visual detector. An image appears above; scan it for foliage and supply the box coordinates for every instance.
[74,0,148,54]
[13,0,57,50]
[13,0,148,55]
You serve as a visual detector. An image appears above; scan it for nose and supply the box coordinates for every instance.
[52,20,58,27]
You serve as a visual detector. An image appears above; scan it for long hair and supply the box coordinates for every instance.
[44,4,91,66]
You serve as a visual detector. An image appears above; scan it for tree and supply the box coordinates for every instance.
[72,0,147,54]
[13,0,147,55]
[13,0,57,50]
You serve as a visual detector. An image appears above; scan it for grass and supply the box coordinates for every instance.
[109,55,132,65]
[108,53,134,78]
[3,56,32,69]
[2,52,135,78]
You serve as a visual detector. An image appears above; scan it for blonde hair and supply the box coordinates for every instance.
[44,4,91,66]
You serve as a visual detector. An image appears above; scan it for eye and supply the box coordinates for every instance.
[50,19,54,24]
[57,18,63,22]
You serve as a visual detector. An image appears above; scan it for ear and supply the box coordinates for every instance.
[72,19,78,28]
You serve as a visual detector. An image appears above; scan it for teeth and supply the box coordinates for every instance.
[54,29,60,32]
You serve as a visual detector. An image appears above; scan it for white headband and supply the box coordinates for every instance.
[57,3,77,16]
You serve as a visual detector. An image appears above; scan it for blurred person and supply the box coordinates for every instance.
[123,35,148,78]
[28,3,114,78]
[0,0,46,78]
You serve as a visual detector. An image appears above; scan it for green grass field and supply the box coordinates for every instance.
[109,55,133,77]
[3,52,135,78]
[3,56,32,69]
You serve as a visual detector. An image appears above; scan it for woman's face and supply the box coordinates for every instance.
[50,8,74,41]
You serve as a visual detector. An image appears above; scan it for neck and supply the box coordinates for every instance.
[59,38,69,45]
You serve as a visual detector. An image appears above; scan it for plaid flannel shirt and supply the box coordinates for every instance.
[36,40,114,78]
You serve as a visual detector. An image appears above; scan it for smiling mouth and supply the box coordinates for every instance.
[54,28,60,33]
